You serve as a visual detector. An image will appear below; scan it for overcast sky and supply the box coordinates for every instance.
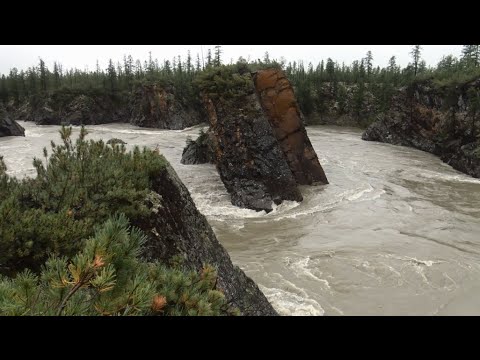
[0,45,464,75]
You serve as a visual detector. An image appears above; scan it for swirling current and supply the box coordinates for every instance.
[2,121,480,315]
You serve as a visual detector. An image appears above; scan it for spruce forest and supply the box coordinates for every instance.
[1,45,479,129]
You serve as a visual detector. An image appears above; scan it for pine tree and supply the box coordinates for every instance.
[107,59,117,95]
[53,62,61,89]
[319,60,325,81]
[326,58,335,82]
[462,45,480,67]
[164,60,171,75]
[263,51,270,64]
[365,51,373,78]
[38,58,47,93]
[388,56,397,73]
[177,55,183,75]
[135,59,143,78]
[0,214,239,316]
[0,75,7,103]
[196,54,201,72]
[186,51,192,75]
[410,45,422,76]
[27,67,36,96]
[214,45,222,67]
[206,49,212,67]
[148,51,154,74]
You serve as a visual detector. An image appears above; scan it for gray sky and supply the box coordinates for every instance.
[0,45,464,75]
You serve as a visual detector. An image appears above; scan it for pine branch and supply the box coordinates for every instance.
[56,280,84,316]
[56,267,96,316]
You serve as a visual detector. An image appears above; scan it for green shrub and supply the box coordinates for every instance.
[0,214,238,316]
[193,64,254,101]
[0,126,167,275]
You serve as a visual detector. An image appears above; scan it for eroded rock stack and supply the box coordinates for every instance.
[254,69,329,185]
[182,67,328,212]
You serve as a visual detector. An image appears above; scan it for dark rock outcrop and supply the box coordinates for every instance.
[0,105,25,137]
[129,84,205,130]
[14,93,126,126]
[184,68,328,213]
[204,90,303,213]
[11,84,206,130]
[107,138,127,146]
[362,80,480,178]
[362,88,440,153]
[139,162,278,315]
[253,69,328,185]
[61,94,127,125]
[181,130,215,165]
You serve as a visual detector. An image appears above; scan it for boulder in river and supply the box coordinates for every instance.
[0,105,25,137]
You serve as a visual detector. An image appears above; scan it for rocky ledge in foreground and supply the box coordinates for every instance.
[362,78,480,178]
[0,131,277,316]
[0,105,24,137]
[182,66,328,212]
[142,162,278,315]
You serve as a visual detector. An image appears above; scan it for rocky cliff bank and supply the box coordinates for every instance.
[141,162,278,315]
[362,79,480,178]
[7,84,206,130]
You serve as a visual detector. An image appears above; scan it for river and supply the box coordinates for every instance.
[2,121,480,315]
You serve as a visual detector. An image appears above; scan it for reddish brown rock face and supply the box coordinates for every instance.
[253,69,329,185]
[202,91,303,213]
[187,68,329,212]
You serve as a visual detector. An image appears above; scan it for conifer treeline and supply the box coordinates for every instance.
[285,45,480,121]
[0,45,479,121]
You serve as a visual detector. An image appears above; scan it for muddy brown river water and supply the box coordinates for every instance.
[2,121,480,315]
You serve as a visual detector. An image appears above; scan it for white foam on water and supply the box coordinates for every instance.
[346,185,374,201]
[88,127,173,136]
[23,131,44,138]
[261,286,325,316]
[378,262,402,277]
[200,203,266,219]
[413,264,431,286]
[267,200,302,215]
[268,198,342,221]
[383,253,443,267]
[231,223,245,231]
[286,257,332,291]
[370,189,387,201]
[418,170,480,184]
[405,256,443,267]
[192,190,303,222]
[330,306,344,315]
[266,185,375,222]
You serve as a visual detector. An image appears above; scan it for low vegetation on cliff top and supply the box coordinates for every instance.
[0,214,237,316]
[0,128,237,315]
[193,62,257,100]
[0,126,167,274]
